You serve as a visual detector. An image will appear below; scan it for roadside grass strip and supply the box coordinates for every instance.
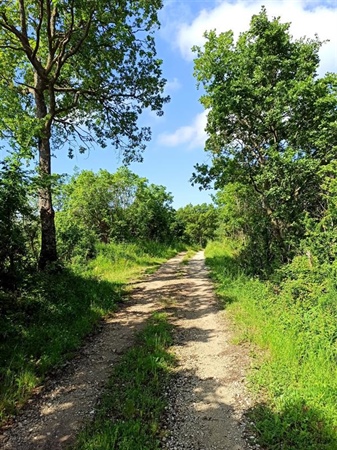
[0,241,183,424]
[205,240,337,450]
[72,312,175,450]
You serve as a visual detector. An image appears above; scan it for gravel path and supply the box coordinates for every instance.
[161,251,255,450]
[0,251,255,450]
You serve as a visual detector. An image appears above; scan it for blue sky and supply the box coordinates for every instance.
[22,1,337,208]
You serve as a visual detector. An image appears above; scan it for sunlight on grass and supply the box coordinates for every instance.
[205,240,337,450]
[0,241,183,424]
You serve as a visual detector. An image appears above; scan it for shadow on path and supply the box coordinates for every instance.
[1,251,251,450]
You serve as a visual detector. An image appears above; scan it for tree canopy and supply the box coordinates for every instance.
[0,0,168,267]
[192,7,337,266]
[56,168,176,260]
[175,203,218,247]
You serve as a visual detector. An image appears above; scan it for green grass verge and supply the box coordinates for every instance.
[0,240,183,424]
[180,248,198,265]
[205,240,337,450]
[72,312,175,450]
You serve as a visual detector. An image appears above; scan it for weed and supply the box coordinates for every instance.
[180,249,197,265]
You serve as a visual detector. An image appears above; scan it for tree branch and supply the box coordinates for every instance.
[18,0,28,38]
[45,0,58,69]
[0,14,47,80]
[54,10,94,81]
[32,0,44,60]
[0,44,24,52]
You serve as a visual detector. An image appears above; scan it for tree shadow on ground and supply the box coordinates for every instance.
[162,369,248,450]
[0,267,125,421]
[245,401,337,450]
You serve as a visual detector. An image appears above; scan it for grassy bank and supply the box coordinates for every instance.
[72,312,175,450]
[205,240,337,450]
[0,240,182,424]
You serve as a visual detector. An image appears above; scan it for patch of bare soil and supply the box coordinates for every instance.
[0,251,256,450]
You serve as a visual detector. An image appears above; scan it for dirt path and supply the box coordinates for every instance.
[161,251,254,450]
[0,251,254,450]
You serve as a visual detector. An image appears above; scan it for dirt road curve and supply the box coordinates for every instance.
[0,251,253,450]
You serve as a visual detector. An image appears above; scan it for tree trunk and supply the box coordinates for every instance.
[38,135,57,269]
[34,76,58,270]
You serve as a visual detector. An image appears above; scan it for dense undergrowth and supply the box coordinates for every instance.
[72,312,175,450]
[0,240,183,424]
[205,240,337,450]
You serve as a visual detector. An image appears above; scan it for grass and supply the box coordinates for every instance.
[88,240,185,283]
[180,248,198,265]
[72,312,175,450]
[0,240,183,425]
[205,240,337,450]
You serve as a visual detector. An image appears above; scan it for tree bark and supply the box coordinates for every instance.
[34,75,58,269]
[38,135,57,269]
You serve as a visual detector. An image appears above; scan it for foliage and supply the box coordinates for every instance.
[129,182,175,242]
[175,203,218,247]
[192,7,337,269]
[205,240,337,449]
[56,168,176,260]
[300,161,337,268]
[59,168,138,244]
[0,158,38,288]
[214,183,286,274]
[0,0,168,267]
[72,313,175,450]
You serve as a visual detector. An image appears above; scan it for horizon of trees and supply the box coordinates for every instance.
[0,162,218,290]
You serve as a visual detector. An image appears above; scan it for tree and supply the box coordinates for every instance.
[130,183,175,242]
[0,0,168,268]
[58,168,175,254]
[214,183,280,273]
[192,7,337,264]
[175,203,218,247]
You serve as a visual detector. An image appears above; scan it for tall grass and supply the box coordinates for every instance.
[0,240,183,424]
[205,240,337,449]
[88,240,185,283]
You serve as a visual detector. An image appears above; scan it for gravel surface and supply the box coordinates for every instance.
[160,251,257,450]
[0,251,257,450]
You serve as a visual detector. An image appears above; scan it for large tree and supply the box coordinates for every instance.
[0,0,168,268]
[192,7,337,261]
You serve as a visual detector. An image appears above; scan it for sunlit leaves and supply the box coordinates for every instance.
[192,7,337,268]
[0,0,168,161]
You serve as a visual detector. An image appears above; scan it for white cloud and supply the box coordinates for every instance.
[174,0,337,75]
[165,77,182,93]
[158,111,208,149]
